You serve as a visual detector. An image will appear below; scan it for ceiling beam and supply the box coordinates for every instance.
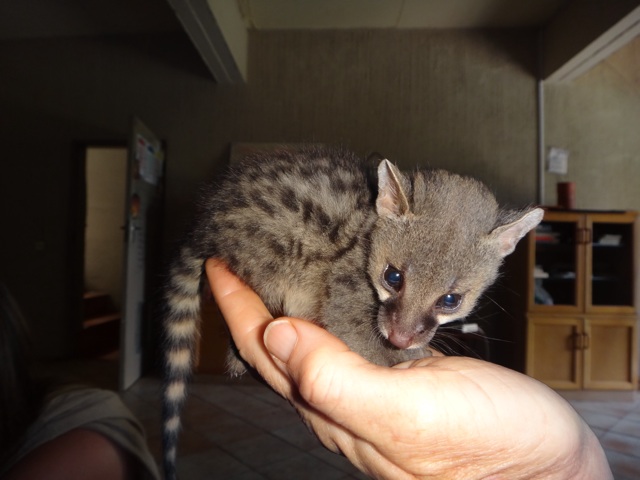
[542,0,640,83]
[166,0,247,83]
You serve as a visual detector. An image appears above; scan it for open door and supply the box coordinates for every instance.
[120,118,165,390]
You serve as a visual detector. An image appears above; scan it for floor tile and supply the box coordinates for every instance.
[576,410,623,430]
[203,414,264,445]
[623,410,640,424]
[611,417,640,438]
[227,472,268,480]
[228,377,287,407]
[272,422,323,450]
[572,401,637,419]
[177,446,260,480]
[260,451,349,480]
[600,431,640,458]
[308,447,364,476]
[605,450,640,480]
[191,383,279,416]
[242,403,302,431]
[221,432,305,470]
[181,395,230,431]
[175,427,219,457]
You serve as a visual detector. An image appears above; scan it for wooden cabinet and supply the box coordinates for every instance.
[524,210,638,390]
[527,314,637,389]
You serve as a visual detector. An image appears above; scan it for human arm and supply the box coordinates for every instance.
[2,388,159,480]
[206,259,612,480]
[4,429,137,480]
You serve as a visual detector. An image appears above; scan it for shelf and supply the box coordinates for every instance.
[522,211,638,391]
[529,211,637,314]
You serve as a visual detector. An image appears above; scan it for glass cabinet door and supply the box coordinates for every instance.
[530,212,585,312]
[587,214,636,313]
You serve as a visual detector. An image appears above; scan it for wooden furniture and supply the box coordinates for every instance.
[524,210,638,390]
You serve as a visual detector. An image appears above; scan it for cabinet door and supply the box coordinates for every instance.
[586,213,637,314]
[583,317,638,390]
[526,315,582,389]
[529,212,585,313]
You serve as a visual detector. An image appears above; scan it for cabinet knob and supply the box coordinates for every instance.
[573,332,583,350]
[582,332,590,350]
[572,332,590,350]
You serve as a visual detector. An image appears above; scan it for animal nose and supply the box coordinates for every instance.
[388,329,415,349]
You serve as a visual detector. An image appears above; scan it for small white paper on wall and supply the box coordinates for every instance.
[547,147,569,175]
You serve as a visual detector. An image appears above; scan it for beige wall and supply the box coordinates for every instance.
[240,29,538,203]
[4,27,634,360]
[544,35,640,210]
[84,147,127,310]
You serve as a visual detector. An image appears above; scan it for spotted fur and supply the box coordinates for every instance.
[161,145,542,479]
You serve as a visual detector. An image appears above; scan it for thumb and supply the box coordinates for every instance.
[263,318,399,429]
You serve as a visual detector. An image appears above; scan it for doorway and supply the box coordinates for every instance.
[67,121,165,391]
[77,146,128,383]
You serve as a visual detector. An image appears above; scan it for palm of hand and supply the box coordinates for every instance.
[207,259,610,480]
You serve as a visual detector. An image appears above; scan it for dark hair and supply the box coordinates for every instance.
[0,284,47,463]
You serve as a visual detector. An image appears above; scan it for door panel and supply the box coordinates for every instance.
[120,118,164,390]
[527,315,582,389]
[529,212,585,313]
[584,317,637,390]
[586,213,636,314]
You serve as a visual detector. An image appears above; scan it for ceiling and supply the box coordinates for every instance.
[1,0,637,84]
[0,0,568,41]
[0,0,182,40]
[237,0,568,30]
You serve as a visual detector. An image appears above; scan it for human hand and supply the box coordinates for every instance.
[206,259,612,480]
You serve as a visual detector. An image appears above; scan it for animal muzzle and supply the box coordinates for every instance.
[386,314,438,350]
[388,329,418,349]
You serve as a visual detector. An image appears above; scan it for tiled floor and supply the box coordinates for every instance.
[40,358,640,479]
[559,391,640,480]
[121,373,369,480]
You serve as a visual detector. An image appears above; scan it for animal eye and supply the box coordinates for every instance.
[383,265,404,292]
[436,293,462,312]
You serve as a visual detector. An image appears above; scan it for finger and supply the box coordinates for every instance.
[205,259,294,397]
[263,318,426,438]
[205,259,272,357]
[207,260,431,443]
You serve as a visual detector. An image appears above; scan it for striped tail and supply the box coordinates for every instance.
[162,246,204,480]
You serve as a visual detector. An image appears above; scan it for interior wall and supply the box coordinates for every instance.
[0,33,217,358]
[194,29,541,369]
[84,147,127,310]
[544,35,640,210]
[232,29,539,207]
[0,29,539,359]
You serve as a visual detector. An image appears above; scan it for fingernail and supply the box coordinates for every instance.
[264,320,297,363]
[206,258,225,269]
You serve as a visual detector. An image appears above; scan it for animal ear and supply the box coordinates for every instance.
[376,160,410,218]
[489,208,544,257]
